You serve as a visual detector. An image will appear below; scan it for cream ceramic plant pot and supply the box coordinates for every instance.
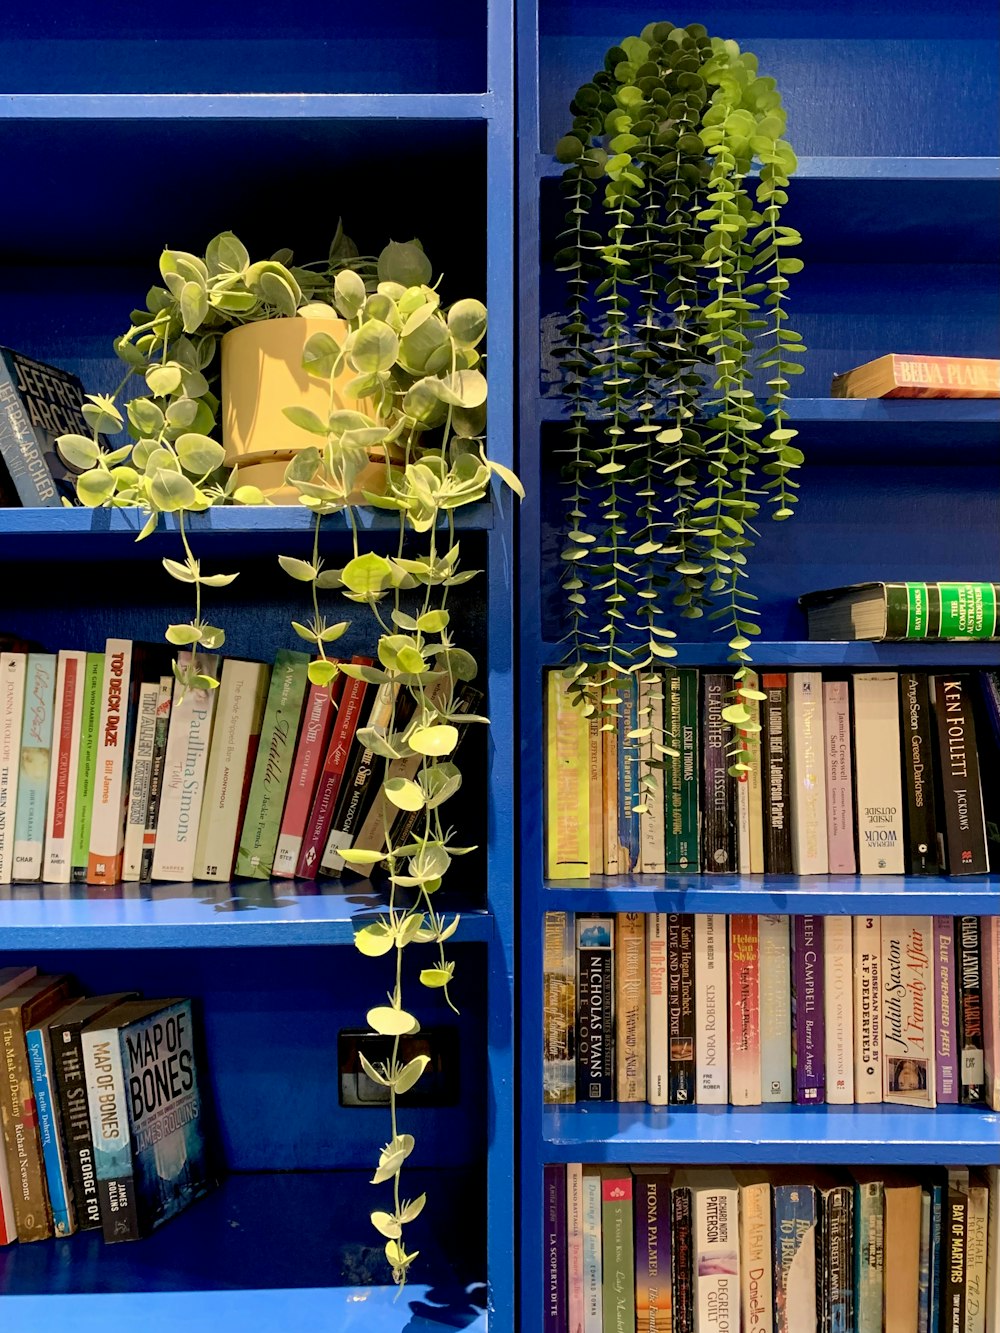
[221,315,390,504]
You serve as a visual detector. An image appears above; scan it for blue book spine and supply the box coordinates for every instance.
[773,1181,818,1333]
[617,674,641,873]
[26,1025,74,1236]
[13,652,56,881]
[928,1182,943,1333]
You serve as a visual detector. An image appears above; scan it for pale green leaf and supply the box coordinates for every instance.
[367,1006,420,1037]
[409,724,459,757]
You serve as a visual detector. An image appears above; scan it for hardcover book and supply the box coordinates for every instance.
[69,652,104,884]
[545,670,591,878]
[151,654,220,881]
[614,912,646,1102]
[899,673,942,874]
[853,915,883,1104]
[853,672,905,874]
[788,673,828,873]
[0,346,89,506]
[634,1169,672,1333]
[0,652,26,883]
[694,913,728,1104]
[544,1163,566,1333]
[823,914,855,1104]
[43,649,86,883]
[881,916,936,1108]
[728,914,761,1106]
[760,914,792,1103]
[646,912,669,1106]
[802,581,1000,642]
[741,669,765,872]
[830,353,1000,399]
[542,911,576,1105]
[672,668,700,871]
[576,915,614,1102]
[701,673,735,871]
[931,675,990,874]
[666,913,695,1104]
[761,672,792,873]
[0,966,38,1245]
[13,651,56,880]
[601,1167,636,1333]
[934,915,959,1105]
[81,997,211,1241]
[792,915,825,1104]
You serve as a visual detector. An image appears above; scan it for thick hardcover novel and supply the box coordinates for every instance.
[701,674,735,871]
[899,673,943,874]
[13,652,56,881]
[802,581,1000,642]
[576,915,614,1102]
[666,913,695,1104]
[831,353,1000,400]
[0,346,89,506]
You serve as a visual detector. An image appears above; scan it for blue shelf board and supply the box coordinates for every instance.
[542,873,999,916]
[0,881,492,948]
[537,640,1000,669]
[536,154,1000,182]
[0,92,493,121]
[542,1105,1000,1166]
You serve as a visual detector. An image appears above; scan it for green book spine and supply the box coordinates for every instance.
[601,1168,636,1333]
[664,669,682,869]
[235,649,310,879]
[677,669,700,870]
[71,653,104,884]
[884,582,1000,639]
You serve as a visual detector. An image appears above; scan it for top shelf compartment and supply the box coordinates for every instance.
[0,0,488,96]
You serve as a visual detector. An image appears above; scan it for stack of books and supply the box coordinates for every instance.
[545,667,1000,878]
[0,641,480,887]
[544,1161,1000,1333]
[0,965,210,1245]
[543,912,1000,1111]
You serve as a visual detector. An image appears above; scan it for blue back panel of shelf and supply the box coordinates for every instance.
[0,0,487,94]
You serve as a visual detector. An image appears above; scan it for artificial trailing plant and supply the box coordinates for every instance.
[553,20,806,774]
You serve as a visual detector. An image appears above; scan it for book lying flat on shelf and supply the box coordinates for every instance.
[831,353,1000,399]
[800,581,1000,641]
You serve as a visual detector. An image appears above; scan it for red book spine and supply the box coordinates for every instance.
[52,657,79,839]
[295,658,372,879]
[272,676,341,878]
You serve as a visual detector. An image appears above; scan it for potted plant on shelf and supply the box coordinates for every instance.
[58,229,521,1287]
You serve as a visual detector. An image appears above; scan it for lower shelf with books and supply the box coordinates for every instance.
[0,1169,486,1333]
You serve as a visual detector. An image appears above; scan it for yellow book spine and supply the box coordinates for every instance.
[587,716,604,873]
[602,722,620,874]
[545,671,590,878]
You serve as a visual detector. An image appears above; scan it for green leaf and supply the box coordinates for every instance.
[165,623,203,646]
[416,610,450,633]
[359,1052,390,1086]
[199,571,239,587]
[176,433,225,475]
[76,469,116,507]
[409,724,459,757]
[352,319,400,373]
[370,1210,401,1240]
[82,395,124,434]
[399,1194,426,1224]
[146,364,183,397]
[233,484,266,505]
[394,1055,430,1095]
[334,268,367,320]
[377,240,432,288]
[339,847,388,866]
[447,298,487,348]
[384,778,425,812]
[278,554,318,582]
[419,965,455,989]
[341,552,393,595]
[486,457,525,500]
[301,331,341,380]
[367,1006,420,1037]
[354,922,395,957]
[418,762,462,809]
[307,659,339,687]
[180,280,209,332]
[722,704,751,725]
[162,556,197,583]
[319,621,350,643]
[283,405,327,436]
[150,468,196,512]
[258,270,299,317]
[199,625,226,650]
[58,434,100,471]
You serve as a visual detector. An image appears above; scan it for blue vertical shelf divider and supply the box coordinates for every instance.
[0,1,514,1329]
[517,0,999,1328]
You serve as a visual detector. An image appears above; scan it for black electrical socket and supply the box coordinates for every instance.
[338,1027,460,1108]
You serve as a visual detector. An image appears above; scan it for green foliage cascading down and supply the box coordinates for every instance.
[553,21,806,762]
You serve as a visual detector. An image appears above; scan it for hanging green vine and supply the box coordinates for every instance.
[553,21,806,765]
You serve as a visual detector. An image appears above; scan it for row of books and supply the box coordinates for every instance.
[544,1162,1000,1333]
[545,669,999,878]
[0,965,210,1246]
[543,913,1000,1110]
[0,640,479,887]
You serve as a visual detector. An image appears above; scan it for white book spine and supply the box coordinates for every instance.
[646,912,670,1106]
[43,650,86,884]
[151,654,219,882]
[736,764,751,872]
[853,672,905,873]
[566,1162,584,1333]
[88,639,134,884]
[966,1179,988,1333]
[759,914,792,1103]
[788,672,829,873]
[823,914,855,1103]
[986,1166,999,1333]
[193,660,267,882]
[121,681,160,881]
[881,915,936,1107]
[0,653,25,885]
[637,673,666,873]
[692,1179,741,1333]
[738,1180,774,1333]
[581,1168,603,1333]
[694,913,728,1104]
[853,915,883,1103]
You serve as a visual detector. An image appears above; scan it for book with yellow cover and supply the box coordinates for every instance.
[545,671,590,878]
[831,353,999,399]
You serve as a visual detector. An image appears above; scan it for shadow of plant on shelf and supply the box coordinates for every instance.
[58,231,522,1286]
[552,20,807,784]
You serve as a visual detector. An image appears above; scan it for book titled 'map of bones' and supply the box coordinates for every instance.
[150,654,219,882]
[881,916,936,1108]
[13,652,56,881]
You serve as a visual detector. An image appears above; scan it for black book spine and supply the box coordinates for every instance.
[671,1185,693,1333]
[955,915,985,1105]
[701,674,736,872]
[667,913,695,1104]
[932,675,989,874]
[761,673,792,873]
[389,686,483,848]
[899,673,943,874]
[49,1021,102,1231]
[575,916,614,1101]
[140,687,171,883]
[821,1185,853,1333]
[943,1181,967,1332]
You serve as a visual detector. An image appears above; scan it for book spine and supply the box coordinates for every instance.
[0,1008,53,1240]
[701,674,735,871]
[672,1185,694,1333]
[140,676,174,881]
[788,672,829,873]
[614,912,646,1102]
[586,715,603,874]
[70,653,103,884]
[543,1163,566,1333]
[634,1171,672,1333]
[664,669,683,870]
[739,1179,774,1333]
[729,914,762,1105]
[13,652,56,880]
[695,912,729,1104]
[601,1170,635,1333]
[121,681,160,881]
[26,1026,73,1237]
[965,1181,988,1333]
[956,914,985,1105]
[899,673,943,873]
[667,913,695,1104]
[943,1180,967,1333]
[692,1184,740,1333]
[646,912,669,1106]
[792,915,826,1103]
[0,654,25,884]
[236,649,310,879]
[50,1019,102,1230]
[566,1162,584,1333]
[151,654,219,881]
[546,670,591,878]
[853,671,905,873]
[932,675,990,873]
[87,639,134,885]
[81,1025,140,1242]
[637,672,666,873]
[823,914,854,1104]
[854,1179,884,1333]
[44,651,86,883]
[678,669,700,870]
[759,914,792,1103]
[617,676,640,873]
[385,684,481,852]
[885,581,1000,637]
[882,915,936,1107]
[988,1167,999,1333]
[576,915,614,1102]
[982,916,1000,1111]
[581,1168,603,1333]
[543,911,576,1106]
[773,1183,818,1333]
[602,719,620,874]
[929,1183,943,1333]
[761,673,792,873]
[736,738,751,872]
[852,915,883,1104]
[825,1187,853,1333]
[823,680,856,873]
[934,914,959,1105]
[744,670,765,872]
[296,665,370,878]
[273,679,338,876]
[0,367,61,506]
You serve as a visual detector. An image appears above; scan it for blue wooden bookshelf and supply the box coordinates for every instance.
[517,0,999,1327]
[0,2,515,1329]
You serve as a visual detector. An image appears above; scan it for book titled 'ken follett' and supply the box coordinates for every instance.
[80,998,211,1241]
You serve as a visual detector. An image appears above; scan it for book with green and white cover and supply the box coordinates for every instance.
[13,652,56,880]
[0,652,26,884]
[70,652,103,884]
[151,653,219,881]
[235,649,309,879]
